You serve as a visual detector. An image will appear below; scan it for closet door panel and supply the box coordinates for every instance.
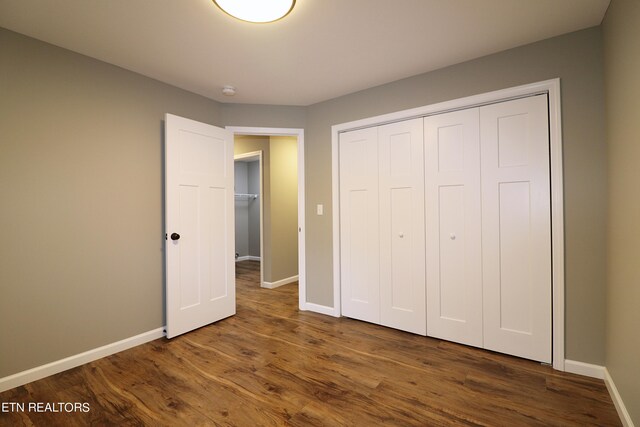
[480,95,551,363]
[379,118,426,335]
[424,109,483,347]
[339,127,380,323]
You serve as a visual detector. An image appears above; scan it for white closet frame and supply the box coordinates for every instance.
[331,79,565,371]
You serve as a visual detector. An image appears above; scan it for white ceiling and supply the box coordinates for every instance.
[0,0,610,106]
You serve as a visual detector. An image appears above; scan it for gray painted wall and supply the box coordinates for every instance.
[221,103,306,130]
[0,28,221,377]
[304,27,607,365]
[603,0,640,422]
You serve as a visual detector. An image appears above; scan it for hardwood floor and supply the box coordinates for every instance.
[1,260,620,426]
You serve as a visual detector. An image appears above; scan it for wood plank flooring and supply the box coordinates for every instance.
[0,260,621,426]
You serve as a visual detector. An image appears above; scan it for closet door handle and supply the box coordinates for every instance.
[171,233,181,241]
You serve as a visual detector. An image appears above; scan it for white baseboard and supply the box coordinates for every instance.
[564,361,634,426]
[236,255,261,262]
[605,368,635,427]
[564,359,606,379]
[262,275,298,289]
[0,327,165,393]
[300,302,340,317]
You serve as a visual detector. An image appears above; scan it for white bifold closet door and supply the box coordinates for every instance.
[378,119,426,335]
[481,95,552,363]
[424,108,483,347]
[339,127,380,324]
[339,118,426,335]
[424,95,551,363]
[340,94,551,363]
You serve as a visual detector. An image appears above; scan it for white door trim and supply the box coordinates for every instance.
[234,151,264,287]
[226,127,307,312]
[331,79,565,370]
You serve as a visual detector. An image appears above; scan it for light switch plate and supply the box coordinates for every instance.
[317,204,323,215]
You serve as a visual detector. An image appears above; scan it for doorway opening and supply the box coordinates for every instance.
[234,150,263,286]
[228,127,306,311]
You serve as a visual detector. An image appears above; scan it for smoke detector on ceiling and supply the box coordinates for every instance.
[222,85,236,96]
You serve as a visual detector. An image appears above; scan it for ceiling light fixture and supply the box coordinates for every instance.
[213,0,295,23]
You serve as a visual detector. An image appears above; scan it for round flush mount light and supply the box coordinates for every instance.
[213,0,295,23]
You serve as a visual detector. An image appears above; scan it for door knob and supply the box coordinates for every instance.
[171,233,181,241]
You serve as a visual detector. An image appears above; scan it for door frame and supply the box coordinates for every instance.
[234,151,264,287]
[226,127,307,312]
[331,79,565,371]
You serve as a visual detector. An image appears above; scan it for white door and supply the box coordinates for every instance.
[378,119,426,335]
[424,108,483,347]
[339,127,380,324]
[165,113,235,339]
[480,95,552,363]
